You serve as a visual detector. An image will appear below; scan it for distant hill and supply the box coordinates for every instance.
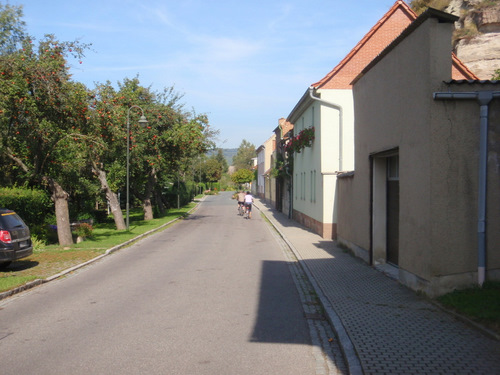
[207,148,238,165]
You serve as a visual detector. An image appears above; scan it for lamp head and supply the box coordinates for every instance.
[138,115,148,126]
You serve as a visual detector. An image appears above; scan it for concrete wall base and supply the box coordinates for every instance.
[293,209,336,239]
[336,236,370,263]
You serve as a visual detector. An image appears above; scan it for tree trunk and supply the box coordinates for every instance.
[155,187,166,215]
[44,177,73,246]
[93,165,126,230]
[6,148,73,245]
[142,172,155,221]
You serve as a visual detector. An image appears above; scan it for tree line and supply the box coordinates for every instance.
[0,4,218,245]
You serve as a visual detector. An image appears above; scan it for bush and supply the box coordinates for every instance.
[0,187,53,227]
[31,234,47,250]
[73,223,93,238]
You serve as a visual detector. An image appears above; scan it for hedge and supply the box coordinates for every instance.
[0,187,53,227]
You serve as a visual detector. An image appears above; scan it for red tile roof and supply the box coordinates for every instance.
[311,1,476,89]
[452,53,479,80]
[312,1,416,89]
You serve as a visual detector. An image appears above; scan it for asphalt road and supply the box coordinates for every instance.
[0,192,341,375]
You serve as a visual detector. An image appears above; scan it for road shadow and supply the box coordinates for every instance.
[250,260,310,344]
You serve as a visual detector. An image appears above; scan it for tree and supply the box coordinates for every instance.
[202,158,223,184]
[493,69,500,80]
[85,81,129,230]
[0,3,26,55]
[231,168,254,186]
[232,139,255,170]
[0,34,92,245]
[213,148,228,172]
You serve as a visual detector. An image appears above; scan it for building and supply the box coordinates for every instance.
[286,0,418,239]
[337,8,496,296]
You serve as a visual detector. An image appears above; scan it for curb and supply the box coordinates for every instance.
[254,201,364,375]
[0,198,205,302]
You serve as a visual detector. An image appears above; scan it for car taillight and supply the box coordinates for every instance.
[0,230,12,243]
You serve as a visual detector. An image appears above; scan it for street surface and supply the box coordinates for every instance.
[0,192,346,375]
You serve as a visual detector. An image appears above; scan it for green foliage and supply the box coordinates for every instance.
[0,7,219,228]
[31,234,46,250]
[492,69,500,80]
[454,22,479,42]
[409,0,451,14]
[202,158,223,182]
[212,148,228,172]
[437,281,500,333]
[0,187,52,227]
[232,140,256,170]
[0,3,27,55]
[73,222,93,238]
[231,168,254,184]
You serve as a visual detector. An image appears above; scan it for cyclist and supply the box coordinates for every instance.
[244,191,254,219]
[237,190,245,214]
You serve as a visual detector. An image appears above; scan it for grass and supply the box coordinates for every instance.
[1,197,499,339]
[437,281,500,336]
[0,201,199,293]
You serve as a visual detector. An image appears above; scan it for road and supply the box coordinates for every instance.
[0,192,346,375]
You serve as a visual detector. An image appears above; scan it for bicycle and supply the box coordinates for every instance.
[244,204,251,219]
[238,202,245,216]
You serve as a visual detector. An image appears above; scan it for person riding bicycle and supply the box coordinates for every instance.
[237,190,245,213]
[244,191,254,219]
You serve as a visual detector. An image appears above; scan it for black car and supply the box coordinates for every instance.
[0,209,33,267]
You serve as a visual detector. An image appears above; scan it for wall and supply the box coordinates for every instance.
[338,13,500,295]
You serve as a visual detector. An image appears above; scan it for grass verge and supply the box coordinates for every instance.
[0,201,198,293]
[436,281,500,337]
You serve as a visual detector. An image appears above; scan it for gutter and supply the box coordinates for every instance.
[433,90,500,286]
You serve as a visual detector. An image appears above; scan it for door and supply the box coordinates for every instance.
[386,156,399,265]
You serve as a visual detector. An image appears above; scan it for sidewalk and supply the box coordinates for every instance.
[254,199,500,375]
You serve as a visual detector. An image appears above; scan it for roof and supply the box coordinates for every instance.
[452,53,479,80]
[352,8,461,85]
[311,0,416,89]
[444,79,500,84]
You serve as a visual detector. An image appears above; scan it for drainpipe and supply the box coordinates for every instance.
[433,90,500,286]
[308,87,344,171]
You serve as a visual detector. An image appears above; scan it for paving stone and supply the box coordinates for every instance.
[256,199,500,375]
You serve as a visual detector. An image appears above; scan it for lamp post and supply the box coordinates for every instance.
[126,105,148,230]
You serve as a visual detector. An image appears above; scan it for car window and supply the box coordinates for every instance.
[0,213,26,229]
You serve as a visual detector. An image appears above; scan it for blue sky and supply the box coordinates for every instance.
[13,0,403,148]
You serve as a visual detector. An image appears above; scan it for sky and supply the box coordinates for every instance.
[12,0,404,148]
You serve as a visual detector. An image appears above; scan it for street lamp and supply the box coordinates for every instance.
[126,105,148,230]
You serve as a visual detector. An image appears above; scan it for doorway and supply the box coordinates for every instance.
[371,151,399,267]
[386,156,399,266]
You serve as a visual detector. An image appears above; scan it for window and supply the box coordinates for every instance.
[310,171,313,202]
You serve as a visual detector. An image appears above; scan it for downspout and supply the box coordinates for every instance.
[308,87,344,171]
[433,90,500,286]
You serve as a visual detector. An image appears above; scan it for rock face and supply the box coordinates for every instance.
[446,0,500,79]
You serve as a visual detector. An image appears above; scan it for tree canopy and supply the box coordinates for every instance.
[232,139,256,170]
[0,5,218,244]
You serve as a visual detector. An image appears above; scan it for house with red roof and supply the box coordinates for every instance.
[285,0,477,240]
[286,1,418,239]
[336,8,495,296]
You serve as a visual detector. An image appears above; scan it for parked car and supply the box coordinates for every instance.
[0,209,33,268]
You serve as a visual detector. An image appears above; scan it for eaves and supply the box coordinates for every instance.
[286,88,314,124]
